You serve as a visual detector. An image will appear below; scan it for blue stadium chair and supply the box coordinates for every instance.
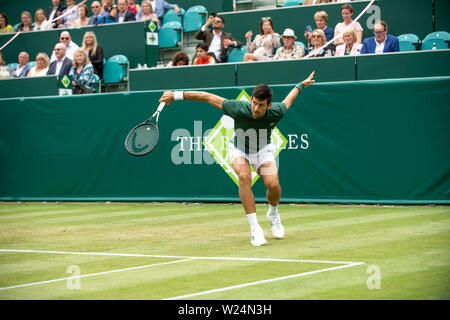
[159,21,182,48]
[7,62,18,69]
[13,23,20,32]
[27,61,36,68]
[397,34,419,52]
[162,8,185,26]
[103,55,128,84]
[294,41,306,48]
[421,31,450,50]
[227,46,247,63]
[92,73,101,93]
[183,5,207,33]
[283,0,304,7]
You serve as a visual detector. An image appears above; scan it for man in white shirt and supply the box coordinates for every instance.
[50,31,80,62]
[47,43,73,76]
[195,15,242,63]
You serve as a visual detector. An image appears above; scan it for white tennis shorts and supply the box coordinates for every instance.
[227,143,276,172]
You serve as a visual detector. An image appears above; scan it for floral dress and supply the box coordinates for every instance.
[247,33,281,60]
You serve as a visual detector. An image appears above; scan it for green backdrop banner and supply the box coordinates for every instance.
[0,77,449,204]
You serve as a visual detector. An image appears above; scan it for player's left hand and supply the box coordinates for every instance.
[302,71,315,88]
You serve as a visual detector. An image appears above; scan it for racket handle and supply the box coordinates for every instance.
[157,102,166,113]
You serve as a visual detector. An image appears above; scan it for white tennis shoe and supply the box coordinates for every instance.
[251,227,268,246]
[267,209,285,239]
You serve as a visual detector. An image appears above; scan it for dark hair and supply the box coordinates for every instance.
[259,18,274,35]
[376,20,388,31]
[252,84,273,103]
[216,15,225,24]
[171,52,189,66]
[196,42,209,52]
[0,13,8,27]
[341,4,354,13]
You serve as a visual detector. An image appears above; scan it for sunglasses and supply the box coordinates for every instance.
[373,31,386,35]
[261,16,271,21]
[60,37,70,40]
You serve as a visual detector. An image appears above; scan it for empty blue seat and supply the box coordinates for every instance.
[103,55,128,84]
[183,5,207,33]
[397,34,419,52]
[162,8,185,26]
[421,31,450,50]
[227,46,247,63]
[159,21,182,48]
[283,0,304,7]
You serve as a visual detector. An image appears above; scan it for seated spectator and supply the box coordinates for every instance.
[46,0,66,28]
[195,14,243,63]
[50,31,80,62]
[82,31,104,79]
[127,0,141,15]
[0,13,14,34]
[360,20,400,54]
[9,52,32,77]
[27,52,50,77]
[16,11,34,32]
[0,53,8,78]
[101,0,118,23]
[47,43,73,76]
[335,28,362,56]
[59,0,79,28]
[305,29,334,58]
[89,1,107,25]
[152,0,180,26]
[243,17,281,62]
[70,48,96,94]
[117,0,136,23]
[167,52,189,67]
[139,0,159,25]
[71,4,90,27]
[334,4,363,45]
[34,8,52,31]
[274,28,305,60]
[304,11,334,47]
[193,42,216,65]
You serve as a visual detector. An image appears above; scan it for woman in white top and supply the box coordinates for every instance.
[139,0,159,25]
[335,28,362,56]
[34,8,52,31]
[334,3,363,46]
[27,53,49,77]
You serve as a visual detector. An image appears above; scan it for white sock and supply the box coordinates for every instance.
[268,204,278,215]
[247,213,260,231]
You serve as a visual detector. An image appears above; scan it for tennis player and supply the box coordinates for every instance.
[159,71,315,246]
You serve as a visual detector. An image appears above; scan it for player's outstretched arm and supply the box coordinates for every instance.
[159,90,225,109]
[282,71,315,110]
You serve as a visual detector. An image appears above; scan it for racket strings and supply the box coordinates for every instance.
[125,123,159,155]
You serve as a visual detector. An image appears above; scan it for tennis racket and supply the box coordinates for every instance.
[125,102,166,156]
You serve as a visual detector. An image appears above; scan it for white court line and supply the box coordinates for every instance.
[0,249,365,297]
[0,249,360,265]
[164,262,365,300]
[0,258,194,291]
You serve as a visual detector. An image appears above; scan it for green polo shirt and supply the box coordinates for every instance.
[222,99,288,154]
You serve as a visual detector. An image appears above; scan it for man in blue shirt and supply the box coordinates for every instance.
[361,20,400,54]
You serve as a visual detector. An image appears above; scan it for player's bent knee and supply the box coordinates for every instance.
[238,173,252,186]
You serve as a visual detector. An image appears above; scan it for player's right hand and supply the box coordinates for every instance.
[159,91,174,105]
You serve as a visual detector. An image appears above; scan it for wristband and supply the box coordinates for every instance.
[295,82,304,91]
[174,91,184,100]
